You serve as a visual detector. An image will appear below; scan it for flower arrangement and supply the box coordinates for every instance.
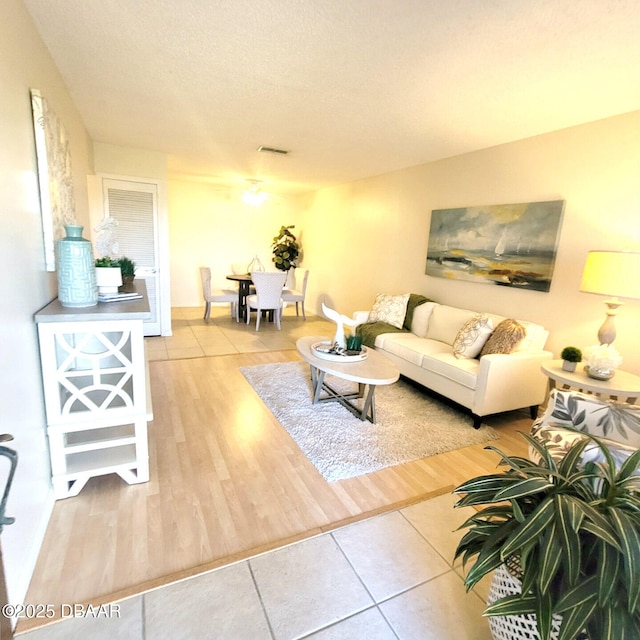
[583,344,622,370]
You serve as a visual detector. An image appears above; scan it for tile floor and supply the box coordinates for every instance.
[145,306,337,361]
[16,493,493,640]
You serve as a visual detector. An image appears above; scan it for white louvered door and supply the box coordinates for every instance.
[102,178,161,335]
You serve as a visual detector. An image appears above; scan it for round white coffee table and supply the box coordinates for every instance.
[296,336,399,423]
[541,360,640,404]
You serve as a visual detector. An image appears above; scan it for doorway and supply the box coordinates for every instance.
[89,176,171,336]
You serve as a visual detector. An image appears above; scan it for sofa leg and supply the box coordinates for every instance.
[530,405,539,420]
[472,415,482,429]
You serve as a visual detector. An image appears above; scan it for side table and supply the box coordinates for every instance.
[541,360,640,405]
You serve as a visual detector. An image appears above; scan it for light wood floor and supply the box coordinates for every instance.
[19,307,531,633]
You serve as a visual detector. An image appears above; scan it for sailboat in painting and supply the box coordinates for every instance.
[494,230,507,257]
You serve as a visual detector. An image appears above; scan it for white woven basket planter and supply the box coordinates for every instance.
[487,563,565,640]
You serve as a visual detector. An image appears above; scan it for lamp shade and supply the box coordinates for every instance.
[580,250,640,300]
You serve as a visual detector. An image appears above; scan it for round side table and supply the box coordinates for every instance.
[541,360,640,405]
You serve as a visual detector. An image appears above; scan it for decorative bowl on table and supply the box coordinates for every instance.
[311,341,368,362]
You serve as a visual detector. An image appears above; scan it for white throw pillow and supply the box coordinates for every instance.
[411,301,437,338]
[452,314,494,359]
[368,293,410,329]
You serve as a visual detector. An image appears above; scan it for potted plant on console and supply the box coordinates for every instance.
[118,256,136,285]
[95,256,122,295]
[454,434,640,640]
[560,346,582,372]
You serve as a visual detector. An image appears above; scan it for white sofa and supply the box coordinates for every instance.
[353,299,553,428]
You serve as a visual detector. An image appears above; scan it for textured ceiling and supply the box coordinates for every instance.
[23,0,640,195]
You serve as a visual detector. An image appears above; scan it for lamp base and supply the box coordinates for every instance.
[597,298,623,345]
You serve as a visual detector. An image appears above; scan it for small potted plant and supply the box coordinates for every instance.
[454,434,640,640]
[118,256,136,285]
[560,346,582,372]
[272,225,300,272]
[95,256,122,294]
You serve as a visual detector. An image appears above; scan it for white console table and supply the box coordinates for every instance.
[35,282,153,499]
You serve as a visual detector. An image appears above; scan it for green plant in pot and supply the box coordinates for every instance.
[454,433,640,640]
[271,225,300,271]
[560,346,582,372]
[118,256,136,284]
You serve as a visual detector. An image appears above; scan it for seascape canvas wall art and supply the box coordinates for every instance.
[425,200,564,292]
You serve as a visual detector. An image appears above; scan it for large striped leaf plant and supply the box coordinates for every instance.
[454,432,640,640]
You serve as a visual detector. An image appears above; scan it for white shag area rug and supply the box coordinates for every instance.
[240,361,499,481]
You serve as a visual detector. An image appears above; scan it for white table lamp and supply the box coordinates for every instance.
[580,250,640,345]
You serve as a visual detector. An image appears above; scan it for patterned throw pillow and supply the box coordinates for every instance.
[368,293,411,329]
[531,424,640,474]
[534,389,640,448]
[480,318,526,356]
[452,314,494,359]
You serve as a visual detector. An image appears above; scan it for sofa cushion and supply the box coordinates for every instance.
[480,318,526,356]
[380,334,451,363]
[421,352,479,390]
[368,293,410,329]
[452,314,494,359]
[425,305,477,346]
[358,321,407,348]
[403,294,431,330]
[410,301,437,338]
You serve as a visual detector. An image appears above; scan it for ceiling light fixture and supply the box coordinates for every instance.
[241,179,268,206]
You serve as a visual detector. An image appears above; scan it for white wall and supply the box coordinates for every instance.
[1,0,94,605]
[93,142,168,180]
[168,180,302,306]
[298,112,640,374]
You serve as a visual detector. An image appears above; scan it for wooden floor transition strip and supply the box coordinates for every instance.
[17,486,453,634]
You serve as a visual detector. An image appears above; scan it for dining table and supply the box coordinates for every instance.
[226,273,253,322]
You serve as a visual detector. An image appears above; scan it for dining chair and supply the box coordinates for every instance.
[281,268,309,319]
[245,271,288,330]
[200,267,238,321]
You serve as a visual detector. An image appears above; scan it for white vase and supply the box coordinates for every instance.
[95,266,122,294]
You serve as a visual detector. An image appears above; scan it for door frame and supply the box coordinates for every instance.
[88,173,172,336]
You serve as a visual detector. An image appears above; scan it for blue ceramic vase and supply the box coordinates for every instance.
[56,225,98,307]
